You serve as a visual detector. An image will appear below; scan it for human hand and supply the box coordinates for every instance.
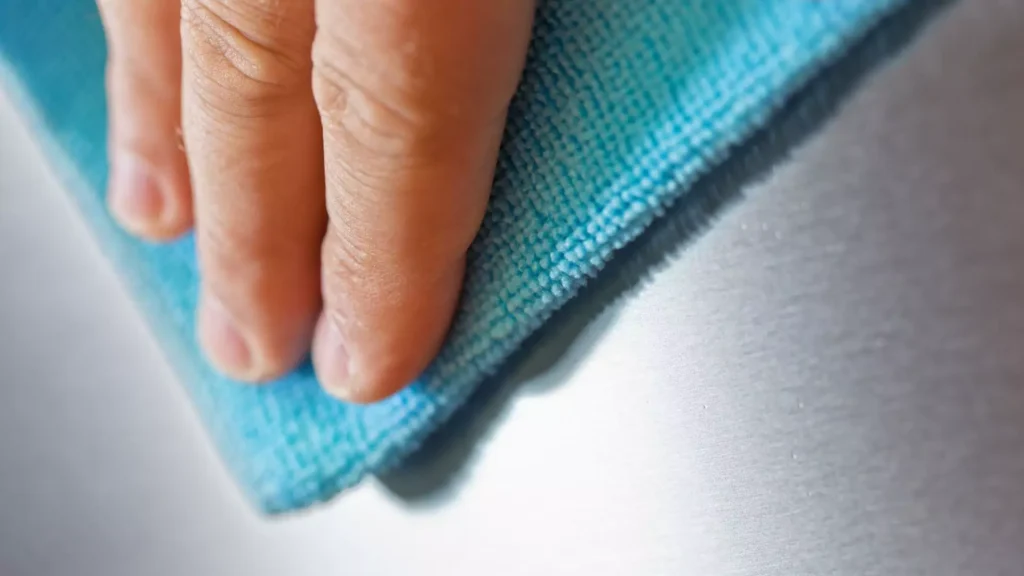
[97,0,535,402]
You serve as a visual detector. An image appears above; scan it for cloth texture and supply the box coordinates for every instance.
[0,0,930,512]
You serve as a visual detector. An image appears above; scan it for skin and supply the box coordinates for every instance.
[97,0,536,402]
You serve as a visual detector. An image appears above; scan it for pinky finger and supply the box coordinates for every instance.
[98,0,193,240]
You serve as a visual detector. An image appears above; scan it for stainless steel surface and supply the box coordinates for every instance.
[1,1,1023,574]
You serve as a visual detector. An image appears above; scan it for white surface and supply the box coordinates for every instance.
[2,1,1024,574]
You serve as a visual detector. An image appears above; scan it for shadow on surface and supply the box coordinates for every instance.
[377,0,952,507]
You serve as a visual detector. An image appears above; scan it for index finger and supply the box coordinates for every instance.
[310,0,535,401]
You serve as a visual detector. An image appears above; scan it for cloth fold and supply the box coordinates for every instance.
[0,0,934,513]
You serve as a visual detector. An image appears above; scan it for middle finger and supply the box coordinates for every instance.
[181,0,324,381]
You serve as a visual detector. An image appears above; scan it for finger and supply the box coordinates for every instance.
[98,0,192,240]
[180,0,324,381]
[311,0,535,402]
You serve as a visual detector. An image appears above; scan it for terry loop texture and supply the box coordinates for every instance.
[0,0,930,512]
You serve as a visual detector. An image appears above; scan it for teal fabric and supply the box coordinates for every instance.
[0,0,932,513]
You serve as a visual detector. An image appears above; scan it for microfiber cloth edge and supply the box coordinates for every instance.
[0,0,944,513]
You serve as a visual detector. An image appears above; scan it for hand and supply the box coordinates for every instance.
[97,0,535,402]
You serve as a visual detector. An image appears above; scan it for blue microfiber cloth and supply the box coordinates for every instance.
[0,0,941,513]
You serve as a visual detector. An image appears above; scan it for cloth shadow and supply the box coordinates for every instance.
[377,0,953,507]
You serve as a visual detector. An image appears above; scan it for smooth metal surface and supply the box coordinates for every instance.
[1,0,1023,574]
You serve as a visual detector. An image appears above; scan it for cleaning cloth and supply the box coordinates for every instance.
[0,0,942,513]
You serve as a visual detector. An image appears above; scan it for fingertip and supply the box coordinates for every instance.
[313,257,466,404]
[108,151,193,242]
[197,290,313,384]
[312,313,408,404]
[197,291,255,380]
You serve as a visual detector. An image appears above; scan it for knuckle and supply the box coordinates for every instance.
[322,198,408,278]
[198,225,266,286]
[323,166,483,271]
[181,0,311,115]
[321,223,395,301]
[311,35,445,160]
[198,214,300,286]
[320,210,458,311]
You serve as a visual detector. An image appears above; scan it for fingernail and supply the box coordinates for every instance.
[198,294,254,379]
[109,153,166,231]
[314,314,353,399]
